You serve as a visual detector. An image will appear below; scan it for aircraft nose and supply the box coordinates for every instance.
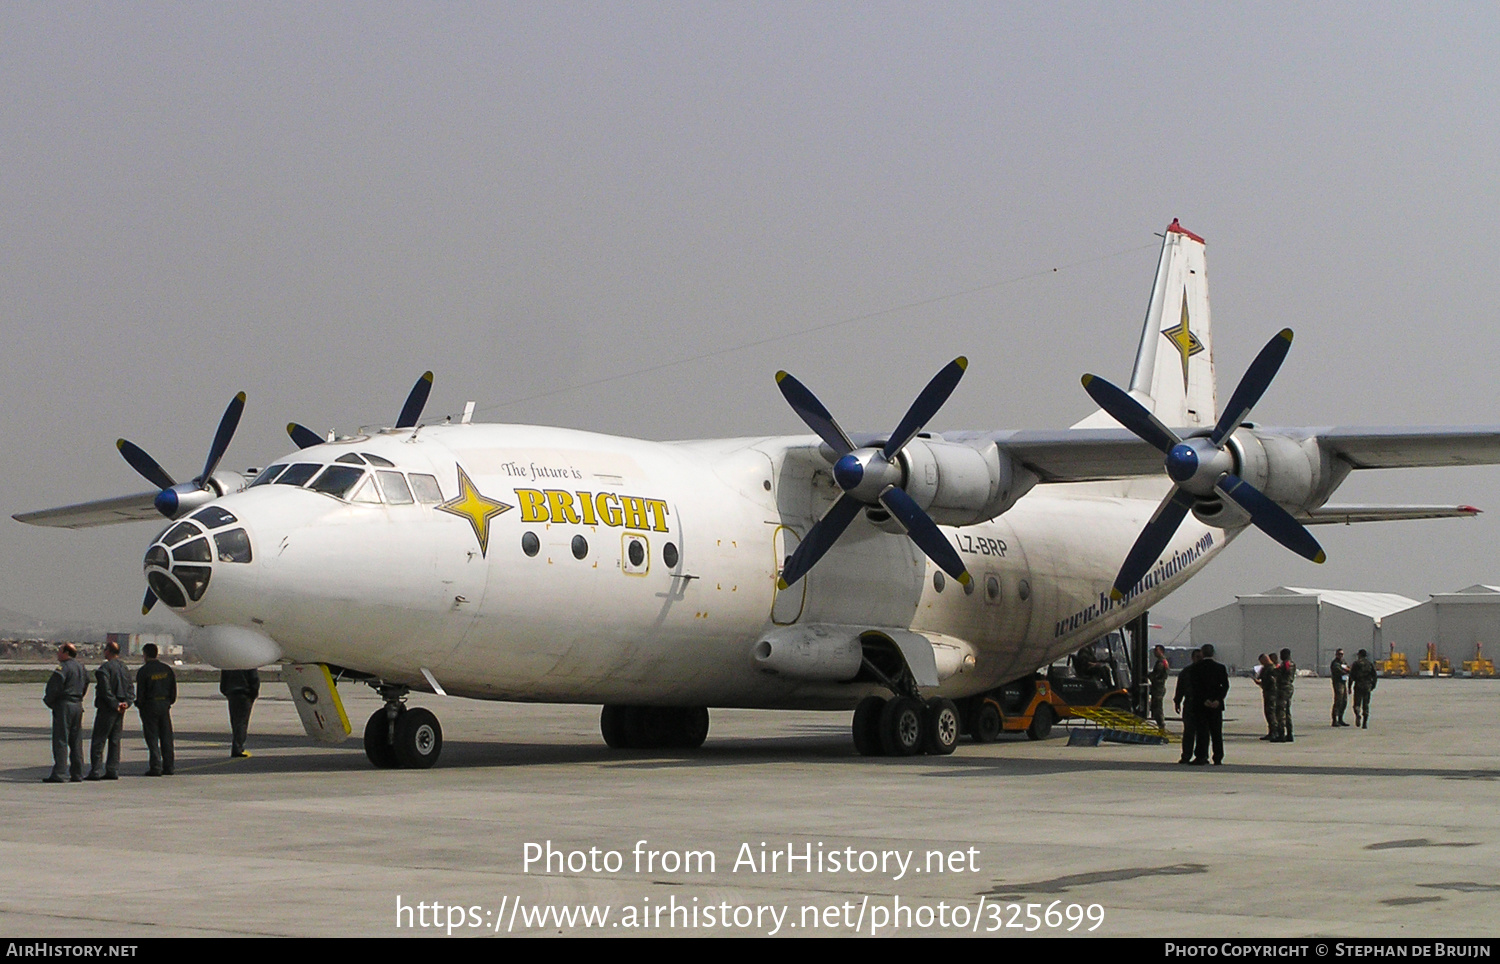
[141,506,256,613]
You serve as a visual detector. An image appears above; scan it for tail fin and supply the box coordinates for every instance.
[1074,219,1218,430]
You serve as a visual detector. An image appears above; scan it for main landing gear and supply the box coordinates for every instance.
[364,683,443,769]
[851,694,960,757]
[599,705,710,750]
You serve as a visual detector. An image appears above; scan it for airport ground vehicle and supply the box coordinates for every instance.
[961,631,1135,741]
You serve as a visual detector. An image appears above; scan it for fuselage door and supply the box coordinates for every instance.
[771,525,805,625]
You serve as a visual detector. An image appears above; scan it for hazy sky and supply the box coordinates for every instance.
[3,4,1498,633]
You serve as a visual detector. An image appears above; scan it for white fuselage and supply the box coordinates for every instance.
[175,423,1231,708]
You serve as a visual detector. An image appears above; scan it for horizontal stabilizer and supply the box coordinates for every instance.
[13,492,161,529]
[1298,504,1481,525]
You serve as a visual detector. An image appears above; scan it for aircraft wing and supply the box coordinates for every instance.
[1297,504,1481,525]
[13,492,161,529]
[957,425,1500,484]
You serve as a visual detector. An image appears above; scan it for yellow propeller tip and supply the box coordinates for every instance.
[776,578,790,591]
[234,391,247,403]
[1110,589,1124,602]
[954,356,968,370]
[1313,551,1327,564]
[957,572,973,586]
[775,371,789,383]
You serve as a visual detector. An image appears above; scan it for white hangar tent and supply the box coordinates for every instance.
[1379,585,1500,667]
[1189,587,1420,674]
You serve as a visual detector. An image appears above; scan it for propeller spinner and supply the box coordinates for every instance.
[117,391,246,521]
[775,358,973,590]
[287,371,434,448]
[1082,328,1324,600]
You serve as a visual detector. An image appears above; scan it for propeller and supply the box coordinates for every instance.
[117,392,247,520]
[774,358,973,590]
[142,588,158,616]
[1081,328,1324,600]
[286,371,434,448]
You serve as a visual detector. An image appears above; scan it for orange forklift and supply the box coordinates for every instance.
[961,630,1137,741]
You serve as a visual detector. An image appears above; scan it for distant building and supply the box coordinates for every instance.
[107,631,178,657]
[1380,585,1500,668]
[1190,587,1419,673]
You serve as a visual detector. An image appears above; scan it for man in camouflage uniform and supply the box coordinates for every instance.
[1272,647,1296,742]
[1329,648,1351,726]
[1255,653,1279,740]
[1350,648,1378,729]
[1148,644,1170,730]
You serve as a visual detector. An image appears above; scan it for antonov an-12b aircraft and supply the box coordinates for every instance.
[18,221,1500,768]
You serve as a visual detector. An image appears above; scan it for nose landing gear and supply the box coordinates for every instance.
[363,683,443,769]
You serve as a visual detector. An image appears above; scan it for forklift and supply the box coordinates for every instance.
[961,614,1150,741]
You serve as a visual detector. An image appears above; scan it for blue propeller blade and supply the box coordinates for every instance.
[1217,473,1326,564]
[197,392,246,485]
[775,371,855,456]
[142,588,157,616]
[287,422,324,449]
[116,439,176,492]
[883,357,967,460]
[395,371,434,429]
[1210,329,1293,446]
[777,494,864,589]
[1080,374,1181,454]
[877,486,972,584]
[1111,486,1196,599]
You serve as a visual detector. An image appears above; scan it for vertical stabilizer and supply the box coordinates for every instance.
[1126,220,1218,428]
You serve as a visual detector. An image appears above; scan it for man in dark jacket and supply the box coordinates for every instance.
[1184,643,1230,765]
[87,640,134,780]
[1173,648,1201,764]
[43,643,89,783]
[220,668,260,758]
[136,643,177,776]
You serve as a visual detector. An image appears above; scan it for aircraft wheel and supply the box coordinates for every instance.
[879,696,924,757]
[852,696,886,756]
[670,707,710,749]
[1026,703,1054,741]
[972,701,1002,743]
[363,706,401,769]
[394,707,443,768]
[600,705,632,749]
[923,698,961,755]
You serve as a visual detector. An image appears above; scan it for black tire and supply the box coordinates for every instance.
[363,707,401,769]
[1026,702,1055,741]
[879,696,924,756]
[852,696,886,756]
[923,698,961,755]
[394,707,443,768]
[600,705,631,749]
[972,701,1003,743]
[672,707,710,749]
[1103,693,1134,714]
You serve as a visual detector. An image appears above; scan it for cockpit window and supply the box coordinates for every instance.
[308,465,365,499]
[363,453,395,467]
[175,537,213,563]
[409,474,443,504]
[163,522,200,547]
[335,453,366,464]
[173,566,211,602]
[274,463,321,487]
[214,528,252,563]
[350,476,382,504]
[249,464,287,487]
[192,506,238,529]
[377,471,414,505]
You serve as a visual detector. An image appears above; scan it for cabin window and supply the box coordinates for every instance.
[363,453,395,467]
[249,464,287,487]
[192,506,238,529]
[308,465,365,499]
[521,532,540,557]
[175,537,213,564]
[214,528,253,563]
[933,571,945,593]
[274,463,322,487]
[162,522,201,547]
[662,542,679,569]
[571,535,589,560]
[377,471,414,505]
[409,474,443,504]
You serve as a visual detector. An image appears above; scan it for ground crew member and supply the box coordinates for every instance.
[1273,648,1296,742]
[87,640,134,780]
[136,643,177,776]
[220,668,260,758]
[1350,648,1378,729]
[1184,643,1229,765]
[1148,644,1169,729]
[1330,648,1351,727]
[42,643,89,783]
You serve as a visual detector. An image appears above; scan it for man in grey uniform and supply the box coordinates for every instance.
[136,643,177,776]
[87,640,134,780]
[42,643,89,783]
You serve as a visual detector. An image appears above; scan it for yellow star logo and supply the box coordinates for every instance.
[436,465,512,557]
[1162,289,1204,390]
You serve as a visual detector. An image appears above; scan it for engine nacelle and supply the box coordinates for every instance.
[1190,428,1349,528]
[156,470,250,519]
[898,438,1036,526]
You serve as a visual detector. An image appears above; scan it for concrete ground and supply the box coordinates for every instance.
[0,675,1496,938]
